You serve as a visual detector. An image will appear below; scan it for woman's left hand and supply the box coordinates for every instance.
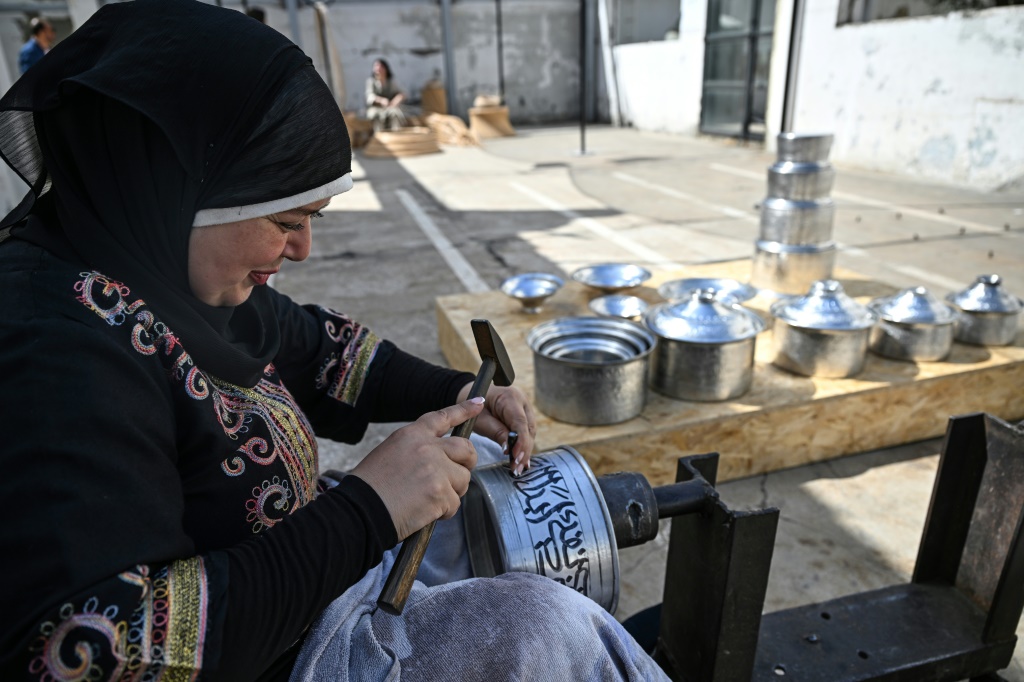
[456,382,536,476]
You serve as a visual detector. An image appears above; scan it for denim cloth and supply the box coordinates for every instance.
[291,436,670,681]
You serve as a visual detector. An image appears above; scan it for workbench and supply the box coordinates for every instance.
[436,260,1024,485]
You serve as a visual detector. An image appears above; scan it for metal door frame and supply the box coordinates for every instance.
[699,0,774,141]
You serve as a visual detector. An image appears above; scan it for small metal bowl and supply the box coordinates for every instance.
[571,263,652,294]
[500,273,564,313]
[657,277,757,305]
[588,294,649,321]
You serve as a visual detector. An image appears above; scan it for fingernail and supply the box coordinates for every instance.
[514,453,524,466]
[470,396,485,404]
[514,463,524,477]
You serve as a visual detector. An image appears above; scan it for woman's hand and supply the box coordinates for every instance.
[456,383,536,476]
[350,398,483,540]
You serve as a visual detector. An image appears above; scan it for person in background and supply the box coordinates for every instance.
[365,57,407,132]
[18,17,55,74]
[0,1,670,680]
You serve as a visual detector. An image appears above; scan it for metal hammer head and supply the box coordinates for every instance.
[471,319,515,386]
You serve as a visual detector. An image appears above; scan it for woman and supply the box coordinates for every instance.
[0,2,668,680]
[365,57,407,132]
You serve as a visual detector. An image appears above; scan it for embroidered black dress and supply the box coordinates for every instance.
[0,240,472,680]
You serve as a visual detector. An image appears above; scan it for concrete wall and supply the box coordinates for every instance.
[789,3,1024,191]
[266,0,583,124]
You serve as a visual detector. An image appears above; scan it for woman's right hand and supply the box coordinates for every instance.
[350,397,484,540]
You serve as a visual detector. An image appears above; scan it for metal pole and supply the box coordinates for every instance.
[284,0,303,51]
[495,0,505,104]
[578,0,586,154]
[440,0,458,118]
[781,0,805,132]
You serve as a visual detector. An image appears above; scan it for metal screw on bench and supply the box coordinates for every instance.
[377,319,515,616]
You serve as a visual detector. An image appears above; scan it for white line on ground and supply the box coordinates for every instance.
[395,188,490,294]
[708,163,1004,234]
[838,245,968,291]
[509,181,684,269]
[613,171,759,223]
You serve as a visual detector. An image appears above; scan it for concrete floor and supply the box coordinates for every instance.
[271,125,1024,680]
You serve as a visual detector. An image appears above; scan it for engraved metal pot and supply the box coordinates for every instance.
[751,239,837,296]
[776,133,834,163]
[643,289,766,401]
[868,286,959,361]
[770,280,877,378]
[759,197,835,245]
[946,274,1023,346]
[528,316,655,425]
[463,446,620,613]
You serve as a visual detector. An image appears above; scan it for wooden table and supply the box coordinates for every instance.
[437,260,1024,485]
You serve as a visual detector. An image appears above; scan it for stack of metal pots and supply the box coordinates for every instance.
[751,133,837,296]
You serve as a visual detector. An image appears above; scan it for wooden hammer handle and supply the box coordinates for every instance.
[376,359,497,615]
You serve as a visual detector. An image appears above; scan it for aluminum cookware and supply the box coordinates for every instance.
[571,263,652,294]
[868,286,959,361]
[767,162,836,201]
[776,133,834,164]
[527,316,655,425]
[946,274,1023,346]
[500,273,564,314]
[657,277,757,305]
[759,197,836,245]
[751,240,837,296]
[770,280,877,378]
[644,289,766,401]
[463,446,619,613]
[588,294,649,321]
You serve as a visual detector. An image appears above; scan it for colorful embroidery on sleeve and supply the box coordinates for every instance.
[28,560,209,681]
[315,306,381,406]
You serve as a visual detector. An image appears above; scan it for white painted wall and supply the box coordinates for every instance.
[792,3,1024,191]
[612,0,704,135]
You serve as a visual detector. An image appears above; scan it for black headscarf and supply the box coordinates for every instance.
[0,0,352,387]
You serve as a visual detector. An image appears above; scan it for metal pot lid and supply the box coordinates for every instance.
[868,286,958,325]
[946,274,1023,314]
[770,280,876,330]
[644,289,765,343]
[657,277,757,304]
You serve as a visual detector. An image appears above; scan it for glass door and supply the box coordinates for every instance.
[700,0,776,140]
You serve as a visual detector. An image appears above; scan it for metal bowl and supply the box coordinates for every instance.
[500,273,564,313]
[657,277,757,305]
[571,263,652,294]
[588,294,649,321]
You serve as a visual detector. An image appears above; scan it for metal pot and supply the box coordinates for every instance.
[759,197,835,245]
[751,240,837,296]
[643,290,766,401]
[770,280,877,377]
[528,316,655,425]
[946,274,1023,346]
[776,133,834,164]
[767,162,836,201]
[463,446,619,613]
[868,286,959,361]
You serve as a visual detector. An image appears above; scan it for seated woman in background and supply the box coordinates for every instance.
[366,57,407,131]
[0,1,669,680]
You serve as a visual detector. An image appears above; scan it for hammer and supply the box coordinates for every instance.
[377,319,515,615]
